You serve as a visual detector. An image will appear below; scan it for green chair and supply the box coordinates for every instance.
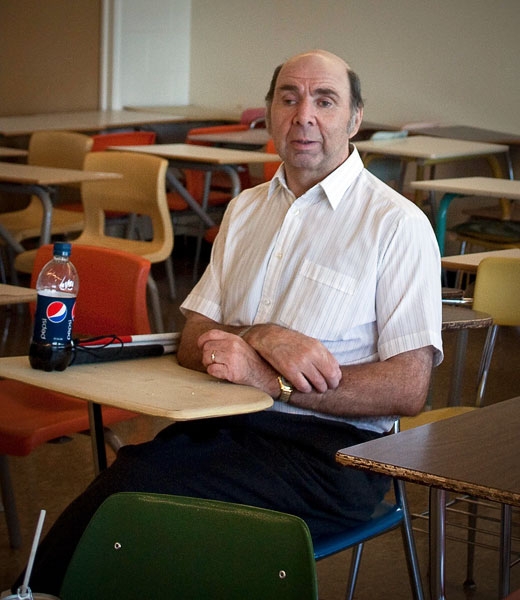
[60,492,318,600]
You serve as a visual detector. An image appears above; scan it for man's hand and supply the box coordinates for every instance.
[197,329,279,396]
[243,324,342,394]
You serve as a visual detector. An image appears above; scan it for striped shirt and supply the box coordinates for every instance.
[181,146,443,433]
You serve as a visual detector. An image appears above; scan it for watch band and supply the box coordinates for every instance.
[277,375,294,403]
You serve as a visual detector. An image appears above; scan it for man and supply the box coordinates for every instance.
[15,50,442,595]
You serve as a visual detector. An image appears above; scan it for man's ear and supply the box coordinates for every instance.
[347,107,363,137]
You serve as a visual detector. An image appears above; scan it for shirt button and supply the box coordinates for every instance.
[276,252,283,259]
[263,299,271,306]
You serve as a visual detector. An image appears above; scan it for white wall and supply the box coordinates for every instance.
[189,0,520,134]
[106,0,191,108]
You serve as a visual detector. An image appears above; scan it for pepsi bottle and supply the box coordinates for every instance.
[29,242,79,371]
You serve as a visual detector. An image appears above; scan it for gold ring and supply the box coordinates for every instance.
[211,352,216,363]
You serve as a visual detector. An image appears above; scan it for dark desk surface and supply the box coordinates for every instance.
[412,125,520,147]
[336,396,520,506]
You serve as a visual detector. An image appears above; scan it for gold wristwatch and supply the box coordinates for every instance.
[277,375,294,403]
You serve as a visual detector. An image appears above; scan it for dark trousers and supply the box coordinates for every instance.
[15,411,390,596]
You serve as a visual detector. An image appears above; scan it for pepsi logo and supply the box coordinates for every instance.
[46,301,68,324]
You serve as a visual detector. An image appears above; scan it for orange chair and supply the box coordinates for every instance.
[91,130,156,151]
[198,139,281,275]
[262,138,281,181]
[0,244,152,548]
[201,139,280,245]
[167,124,251,217]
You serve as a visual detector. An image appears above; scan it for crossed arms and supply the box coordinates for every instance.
[177,310,434,418]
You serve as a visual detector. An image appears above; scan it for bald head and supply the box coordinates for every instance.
[265,50,364,120]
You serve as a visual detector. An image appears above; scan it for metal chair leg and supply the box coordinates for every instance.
[398,480,425,600]
[147,274,164,333]
[345,543,364,600]
[475,325,499,407]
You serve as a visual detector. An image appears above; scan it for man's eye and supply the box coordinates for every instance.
[317,99,333,108]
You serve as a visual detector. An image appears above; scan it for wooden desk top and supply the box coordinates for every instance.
[0,355,273,420]
[0,147,28,159]
[0,162,121,186]
[0,110,185,137]
[188,129,270,147]
[0,284,36,305]
[124,104,242,122]
[336,396,520,506]
[111,143,281,165]
[410,176,520,199]
[441,248,520,273]
[411,125,520,147]
[355,135,509,160]
[441,305,492,331]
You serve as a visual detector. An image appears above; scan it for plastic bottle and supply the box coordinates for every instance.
[29,242,79,371]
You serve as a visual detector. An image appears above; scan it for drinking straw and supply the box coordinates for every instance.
[19,509,46,598]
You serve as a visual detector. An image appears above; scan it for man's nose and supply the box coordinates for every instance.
[293,99,316,126]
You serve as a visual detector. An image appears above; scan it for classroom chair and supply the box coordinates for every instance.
[60,492,318,600]
[313,421,425,600]
[0,244,152,549]
[0,131,91,257]
[14,151,175,330]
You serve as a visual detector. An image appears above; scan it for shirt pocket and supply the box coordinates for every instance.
[277,259,374,340]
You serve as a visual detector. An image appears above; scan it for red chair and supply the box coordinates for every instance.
[167,124,251,216]
[262,138,281,181]
[201,138,281,247]
[91,130,156,151]
[0,244,152,548]
[240,107,266,128]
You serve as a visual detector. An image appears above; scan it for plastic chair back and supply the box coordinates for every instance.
[28,130,93,169]
[91,130,156,151]
[75,151,173,265]
[60,493,318,600]
[472,257,520,326]
[30,244,152,336]
[0,131,92,248]
[240,107,266,128]
[263,137,281,181]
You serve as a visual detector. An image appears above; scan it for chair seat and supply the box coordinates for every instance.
[313,501,403,560]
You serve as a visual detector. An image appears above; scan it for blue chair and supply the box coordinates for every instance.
[313,425,424,600]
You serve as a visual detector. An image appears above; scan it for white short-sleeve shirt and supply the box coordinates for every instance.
[181,147,443,433]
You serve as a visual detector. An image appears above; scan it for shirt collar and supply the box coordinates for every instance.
[267,145,364,209]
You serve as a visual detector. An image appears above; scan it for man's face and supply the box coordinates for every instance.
[268,52,362,194]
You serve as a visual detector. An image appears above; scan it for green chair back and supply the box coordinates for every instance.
[60,492,318,600]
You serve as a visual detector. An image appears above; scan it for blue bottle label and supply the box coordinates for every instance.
[32,293,76,344]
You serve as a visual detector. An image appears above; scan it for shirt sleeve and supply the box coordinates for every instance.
[375,209,444,367]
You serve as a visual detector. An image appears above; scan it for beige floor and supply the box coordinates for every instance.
[1,239,519,599]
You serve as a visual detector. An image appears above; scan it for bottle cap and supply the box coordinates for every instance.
[53,242,72,258]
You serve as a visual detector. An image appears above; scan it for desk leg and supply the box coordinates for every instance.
[88,401,107,475]
[429,487,447,600]
[166,168,215,228]
[0,183,54,248]
[447,329,468,406]
[499,504,512,599]
[436,193,460,257]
